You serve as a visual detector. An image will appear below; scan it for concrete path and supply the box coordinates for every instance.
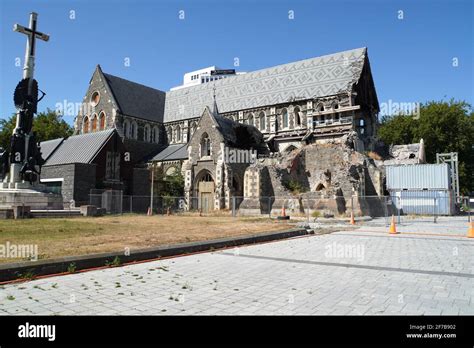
[1,217,472,315]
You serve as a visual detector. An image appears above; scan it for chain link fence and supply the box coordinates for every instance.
[87,190,465,224]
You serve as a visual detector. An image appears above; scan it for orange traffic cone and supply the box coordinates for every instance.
[389,215,398,234]
[147,207,152,216]
[350,212,355,225]
[467,222,474,238]
[281,206,286,217]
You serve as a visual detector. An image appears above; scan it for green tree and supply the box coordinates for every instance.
[163,170,185,197]
[0,116,16,151]
[0,108,73,151]
[378,100,474,194]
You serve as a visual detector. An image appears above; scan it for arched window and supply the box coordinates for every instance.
[91,114,98,132]
[200,133,211,157]
[167,127,172,143]
[176,125,181,142]
[316,103,324,112]
[294,107,301,127]
[131,121,137,139]
[152,126,159,143]
[259,112,266,130]
[83,116,90,134]
[248,113,254,127]
[99,111,106,130]
[144,124,150,142]
[189,121,197,138]
[282,108,289,129]
[123,120,130,138]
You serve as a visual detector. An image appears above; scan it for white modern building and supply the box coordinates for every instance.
[170,66,246,91]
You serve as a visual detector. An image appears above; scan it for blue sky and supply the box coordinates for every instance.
[0,0,472,124]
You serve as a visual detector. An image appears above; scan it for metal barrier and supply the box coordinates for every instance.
[84,190,463,220]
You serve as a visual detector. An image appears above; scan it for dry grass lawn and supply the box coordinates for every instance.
[0,214,292,264]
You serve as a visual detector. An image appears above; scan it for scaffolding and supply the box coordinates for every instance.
[436,152,460,201]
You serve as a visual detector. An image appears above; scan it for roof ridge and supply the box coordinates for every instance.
[103,72,166,94]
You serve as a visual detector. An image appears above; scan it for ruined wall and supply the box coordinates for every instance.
[239,131,386,217]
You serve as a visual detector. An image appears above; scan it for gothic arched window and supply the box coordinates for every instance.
[167,127,172,143]
[259,112,266,130]
[123,120,130,138]
[144,124,150,142]
[189,121,197,138]
[83,116,90,134]
[176,125,181,142]
[91,114,98,132]
[282,108,289,129]
[152,126,159,143]
[99,111,106,130]
[294,107,301,127]
[248,113,254,127]
[200,133,211,157]
[131,121,137,139]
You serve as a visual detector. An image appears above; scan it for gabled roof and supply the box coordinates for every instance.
[151,144,188,161]
[193,106,265,151]
[43,129,115,166]
[40,138,64,162]
[96,47,370,124]
[163,47,368,122]
[102,71,166,122]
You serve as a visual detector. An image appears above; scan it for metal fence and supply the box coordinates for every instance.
[86,190,466,223]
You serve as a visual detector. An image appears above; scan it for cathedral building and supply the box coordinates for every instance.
[41,47,380,211]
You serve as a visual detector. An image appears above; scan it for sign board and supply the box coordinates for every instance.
[211,69,235,76]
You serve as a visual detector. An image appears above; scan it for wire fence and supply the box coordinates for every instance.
[0,189,470,225]
[86,190,469,224]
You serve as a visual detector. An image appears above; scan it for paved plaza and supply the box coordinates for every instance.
[1,217,473,315]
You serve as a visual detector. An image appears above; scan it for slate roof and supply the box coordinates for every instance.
[103,73,166,122]
[39,138,64,162]
[163,47,367,122]
[43,129,115,166]
[100,47,368,124]
[151,144,188,161]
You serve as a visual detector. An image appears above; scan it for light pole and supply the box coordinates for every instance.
[148,162,156,215]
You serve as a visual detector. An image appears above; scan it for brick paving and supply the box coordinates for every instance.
[0,217,472,315]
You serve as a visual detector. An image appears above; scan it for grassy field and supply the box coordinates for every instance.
[0,214,292,264]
